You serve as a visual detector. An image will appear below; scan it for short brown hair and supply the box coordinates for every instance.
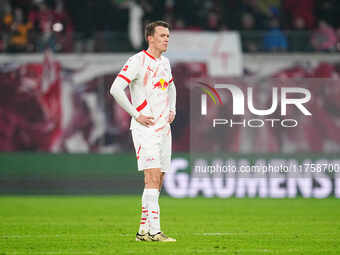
[144,20,170,42]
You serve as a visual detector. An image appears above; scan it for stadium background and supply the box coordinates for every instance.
[1,1,340,254]
[1,0,340,197]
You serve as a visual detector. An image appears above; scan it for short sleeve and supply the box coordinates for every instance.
[117,56,140,84]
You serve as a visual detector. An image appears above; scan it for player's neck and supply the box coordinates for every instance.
[146,47,162,59]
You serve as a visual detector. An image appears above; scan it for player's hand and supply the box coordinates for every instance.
[168,111,175,124]
[136,114,155,127]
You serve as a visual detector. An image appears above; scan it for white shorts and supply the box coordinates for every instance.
[131,124,172,172]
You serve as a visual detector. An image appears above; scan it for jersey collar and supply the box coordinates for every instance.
[143,50,159,61]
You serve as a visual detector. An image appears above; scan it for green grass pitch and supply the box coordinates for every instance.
[0,196,339,254]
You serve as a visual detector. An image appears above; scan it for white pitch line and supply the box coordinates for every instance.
[194,232,338,236]
[194,232,276,236]
[194,249,273,253]
[192,248,303,253]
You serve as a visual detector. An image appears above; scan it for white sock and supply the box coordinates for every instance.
[138,189,149,235]
[144,188,161,235]
[157,190,160,221]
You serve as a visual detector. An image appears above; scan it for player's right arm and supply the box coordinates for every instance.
[110,57,154,127]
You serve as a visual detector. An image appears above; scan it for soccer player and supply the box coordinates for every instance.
[110,21,176,242]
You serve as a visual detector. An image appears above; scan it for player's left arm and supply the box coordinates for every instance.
[168,80,176,124]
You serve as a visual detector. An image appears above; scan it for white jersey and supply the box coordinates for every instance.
[116,50,175,131]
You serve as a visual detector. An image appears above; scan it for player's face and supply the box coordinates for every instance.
[150,26,169,53]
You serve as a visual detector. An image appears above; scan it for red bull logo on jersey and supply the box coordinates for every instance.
[153,78,169,90]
